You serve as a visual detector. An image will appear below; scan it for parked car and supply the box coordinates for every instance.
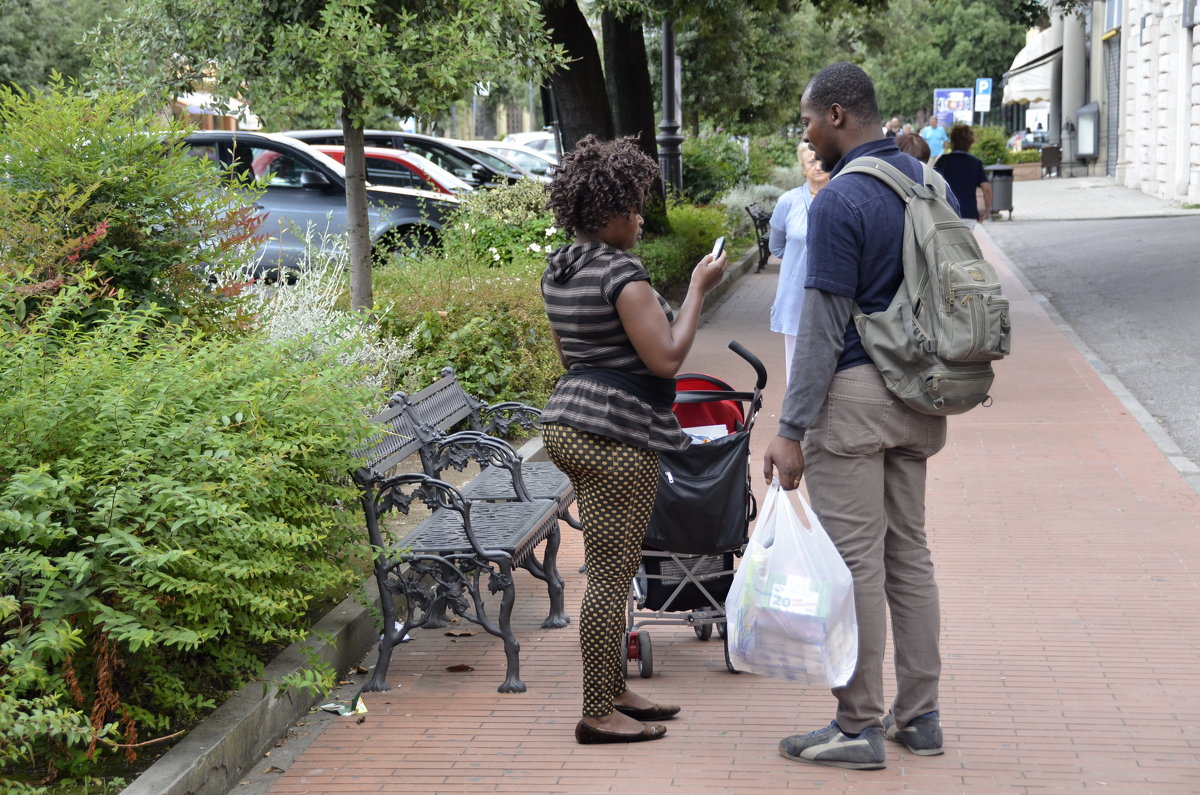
[281,129,521,188]
[1007,129,1051,150]
[462,140,557,176]
[442,139,550,184]
[503,130,559,157]
[312,145,473,196]
[183,131,458,279]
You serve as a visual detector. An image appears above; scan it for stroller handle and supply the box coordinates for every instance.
[728,340,768,391]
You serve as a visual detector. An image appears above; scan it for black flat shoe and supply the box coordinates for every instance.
[613,703,681,721]
[575,720,668,744]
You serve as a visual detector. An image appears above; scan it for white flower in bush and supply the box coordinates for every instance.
[545,226,557,237]
[528,243,542,253]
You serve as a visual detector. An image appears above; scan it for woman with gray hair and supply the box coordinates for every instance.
[768,140,830,383]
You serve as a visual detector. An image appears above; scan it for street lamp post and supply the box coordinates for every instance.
[657,19,683,194]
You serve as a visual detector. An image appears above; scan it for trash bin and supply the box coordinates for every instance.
[985,164,1013,220]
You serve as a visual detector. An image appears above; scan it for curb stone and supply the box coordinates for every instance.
[122,244,762,795]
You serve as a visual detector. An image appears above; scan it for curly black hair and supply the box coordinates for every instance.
[547,135,660,237]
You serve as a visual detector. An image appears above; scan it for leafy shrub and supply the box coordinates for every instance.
[716,183,785,237]
[768,164,807,192]
[681,132,748,204]
[0,79,263,331]
[637,203,729,292]
[1006,148,1043,164]
[437,179,565,270]
[747,136,798,184]
[972,125,1009,167]
[0,294,376,784]
[372,180,566,404]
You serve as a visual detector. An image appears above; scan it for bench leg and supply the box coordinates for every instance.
[519,528,570,629]
[365,559,422,693]
[470,560,525,693]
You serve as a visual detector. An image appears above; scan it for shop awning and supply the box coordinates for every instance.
[1002,27,1062,105]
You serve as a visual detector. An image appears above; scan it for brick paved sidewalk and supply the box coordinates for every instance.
[261,234,1200,794]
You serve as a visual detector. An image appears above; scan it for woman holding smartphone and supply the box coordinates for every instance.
[540,135,727,744]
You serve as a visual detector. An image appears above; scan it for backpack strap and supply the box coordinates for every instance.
[838,155,949,203]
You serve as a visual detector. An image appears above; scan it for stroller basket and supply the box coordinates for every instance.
[638,551,736,612]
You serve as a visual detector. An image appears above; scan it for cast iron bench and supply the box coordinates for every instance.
[745,203,772,273]
[390,367,580,531]
[354,397,569,694]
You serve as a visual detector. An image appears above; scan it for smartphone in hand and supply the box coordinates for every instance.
[710,236,726,259]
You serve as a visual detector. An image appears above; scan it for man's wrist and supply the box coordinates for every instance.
[778,426,806,443]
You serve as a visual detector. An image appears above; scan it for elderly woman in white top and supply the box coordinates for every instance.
[768,141,830,383]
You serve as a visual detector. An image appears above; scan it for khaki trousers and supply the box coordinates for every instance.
[801,364,948,734]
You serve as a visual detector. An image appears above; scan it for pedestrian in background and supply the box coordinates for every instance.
[768,141,830,383]
[919,116,949,157]
[934,123,992,227]
[764,61,953,771]
[885,117,902,137]
[540,135,728,745]
[896,132,931,163]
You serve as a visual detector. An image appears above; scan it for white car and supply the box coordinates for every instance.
[470,141,557,177]
[502,131,559,157]
[442,139,551,184]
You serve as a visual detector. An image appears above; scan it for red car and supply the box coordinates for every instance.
[314,145,473,196]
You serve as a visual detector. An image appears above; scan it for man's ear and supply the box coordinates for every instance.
[829,102,846,129]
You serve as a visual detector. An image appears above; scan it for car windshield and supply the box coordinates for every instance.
[490,148,552,174]
[462,147,521,174]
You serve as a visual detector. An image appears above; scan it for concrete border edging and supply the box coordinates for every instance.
[122,243,761,795]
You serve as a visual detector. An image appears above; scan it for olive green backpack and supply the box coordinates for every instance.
[839,156,1012,415]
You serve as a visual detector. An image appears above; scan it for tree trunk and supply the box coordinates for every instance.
[601,11,668,234]
[539,0,612,152]
[602,12,657,160]
[342,103,373,311]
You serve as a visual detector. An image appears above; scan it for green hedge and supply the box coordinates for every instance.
[0,295,375,785]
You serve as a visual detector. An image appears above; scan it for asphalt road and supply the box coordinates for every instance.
[986,215,1200,467]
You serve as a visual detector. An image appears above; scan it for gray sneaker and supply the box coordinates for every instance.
[778,721,886,770]
[882,710,944,756]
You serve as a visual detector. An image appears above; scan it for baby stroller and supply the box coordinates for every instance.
[625,340,767,678]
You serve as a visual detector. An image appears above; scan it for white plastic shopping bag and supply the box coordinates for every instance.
[724,480,858,687]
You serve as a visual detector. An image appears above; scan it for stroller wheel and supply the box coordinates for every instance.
[694,622,713,641]
[716,621,728,640]
[723,629,740,674]
[637,630,653,678]
[623,630,635,678]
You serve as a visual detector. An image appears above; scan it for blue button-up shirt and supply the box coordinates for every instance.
[804,137,959,371]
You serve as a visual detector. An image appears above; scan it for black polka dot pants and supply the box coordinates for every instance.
[543,423,659,719]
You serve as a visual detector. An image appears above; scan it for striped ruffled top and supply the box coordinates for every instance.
[540,241,690,452]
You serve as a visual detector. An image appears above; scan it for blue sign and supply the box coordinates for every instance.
[933,88,974,127]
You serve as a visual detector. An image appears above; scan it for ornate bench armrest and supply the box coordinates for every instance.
[370,472,504,562]
[432,430,535,502]
[476,401,543,437]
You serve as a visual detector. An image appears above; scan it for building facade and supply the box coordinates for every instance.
[1003,0,1199,205]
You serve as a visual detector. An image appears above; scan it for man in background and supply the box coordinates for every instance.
[919,116,949,157]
